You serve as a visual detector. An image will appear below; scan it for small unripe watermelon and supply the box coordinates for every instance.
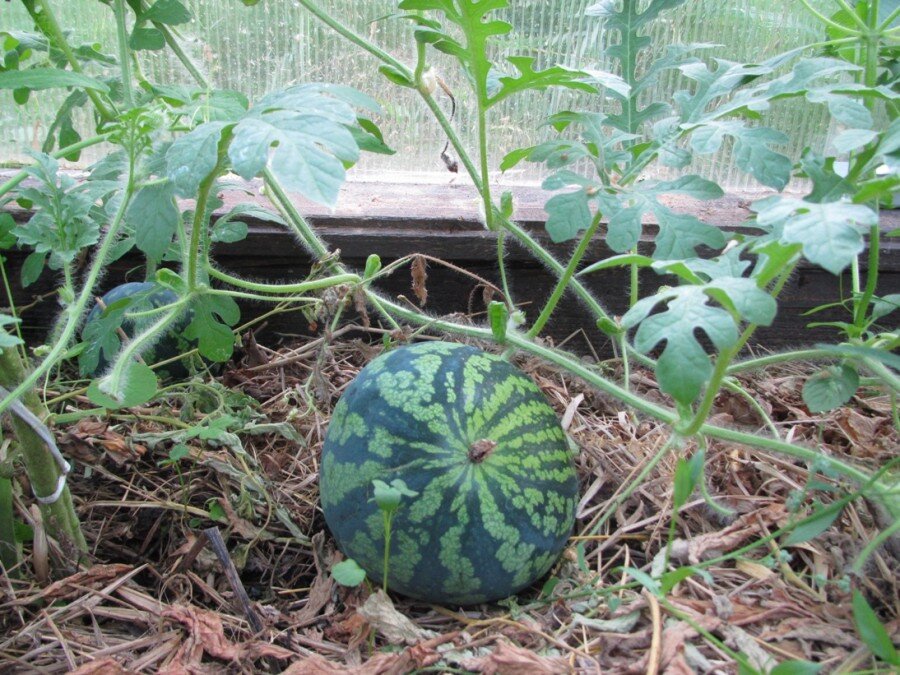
[320,341,578,605]
[80,282,194,378]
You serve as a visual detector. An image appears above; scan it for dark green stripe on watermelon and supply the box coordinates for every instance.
[320,341,578,605]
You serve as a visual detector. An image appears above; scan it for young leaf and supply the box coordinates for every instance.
[127,182,180,265]
[12,153,110,277]
[831,128,879,154]
[372,479,402,514]
[799,151,854,203]
[544,190,592,243]
[0,67,110,93]
[802,363,859,413]
[88,362,159,410]
[852,590,900,666]
[184,294,240,362]
[166,121,230,197]
[488,301,508,342]
[142,0,192,25]
[621,566,661,597]
[0,315,23,353]
[332,558,367,587]
[769,661,823,675]
[783,502,843,547]
[488,56,596,107]
[672,457,697,510]
[129,27,166,51]
[689,121,791,190]
[623,286,740,404]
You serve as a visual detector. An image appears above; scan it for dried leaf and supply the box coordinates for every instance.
[411,255,428,306]
[353,287,370,327]
[294,532,335,623]
[283,635,450,675]
[68,658,134,675]
[357,590,437,645]
[42,564,134,601]
[669,503,786,564]
[462,640,570,674]
[160,604,292,672]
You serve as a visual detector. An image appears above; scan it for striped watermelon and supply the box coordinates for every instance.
[320,341,578,605]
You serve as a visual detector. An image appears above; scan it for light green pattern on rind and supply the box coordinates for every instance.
[439,484,480,598]
[475,476,538,584]
[390,527,428,586]
[406,464,467,524]
[375,368,454,440]
[320,457,383,509]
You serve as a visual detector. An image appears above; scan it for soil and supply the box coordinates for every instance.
[0,328,897,674]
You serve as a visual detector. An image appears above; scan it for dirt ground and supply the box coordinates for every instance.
[1,329,897,673]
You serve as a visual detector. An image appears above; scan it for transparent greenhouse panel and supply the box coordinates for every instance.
[1,0,839,190]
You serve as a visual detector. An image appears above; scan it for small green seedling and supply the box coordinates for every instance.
[371,478,418,592]
[332,558,367,587]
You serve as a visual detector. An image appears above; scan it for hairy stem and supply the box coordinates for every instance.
[528,211,602,338]
[207,267,359,294]
[0,346,87,559]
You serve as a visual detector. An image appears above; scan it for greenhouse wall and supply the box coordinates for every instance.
[2,0,838,189]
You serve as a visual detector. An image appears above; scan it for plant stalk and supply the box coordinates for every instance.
[0,346,87,559]
[528,211,602,338]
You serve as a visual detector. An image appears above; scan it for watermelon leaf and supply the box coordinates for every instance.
[802,363,860,413]
[184,294,240,362]
[88,362,159,410]
[623,279,774,405]
[127,182,180,265]
[754,197,878,274]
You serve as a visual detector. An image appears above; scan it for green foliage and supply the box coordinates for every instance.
[332,558,368,587]
[12,153,113,286]
[0,316,23,353]
[184,294,240,363]
[166,84,380,206]
[852,590,900,666]
[622,279,776,404]
[87,362,159,410]
[802,363,860,413]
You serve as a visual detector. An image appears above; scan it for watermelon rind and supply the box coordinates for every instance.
[320,341,578,606]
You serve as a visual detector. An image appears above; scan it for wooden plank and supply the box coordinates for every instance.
[1,173,898,355]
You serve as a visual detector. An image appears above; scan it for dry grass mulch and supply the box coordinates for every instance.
[0,331,898,673]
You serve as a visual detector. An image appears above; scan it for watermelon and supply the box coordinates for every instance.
[80,282,194,378]
[320,341,578,605]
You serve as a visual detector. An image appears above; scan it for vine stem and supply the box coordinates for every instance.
[187,164,223,289]
[374,299,894,509]
[262,169,400,331]
[798,0,864,34]
[682,263,797,436]
[528,211,602,338]
[100,297,189,400]
[206,267,360,295]
[727,348,839,374]
[292,0,614,330]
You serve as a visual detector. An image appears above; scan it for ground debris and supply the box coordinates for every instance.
[0,338,896,673]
